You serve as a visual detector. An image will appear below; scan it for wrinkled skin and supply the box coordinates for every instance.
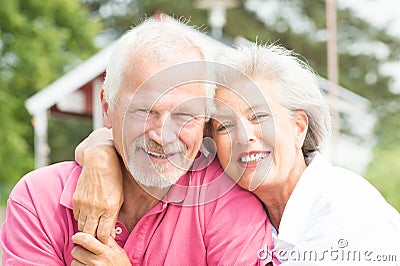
[71,232,130,266]
[73,128,123,244]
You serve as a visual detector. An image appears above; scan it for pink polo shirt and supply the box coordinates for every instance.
[1,156,275,265]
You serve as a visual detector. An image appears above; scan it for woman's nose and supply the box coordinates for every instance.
[237,120,257,145]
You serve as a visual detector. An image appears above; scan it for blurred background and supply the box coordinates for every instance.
[1,0,399,219]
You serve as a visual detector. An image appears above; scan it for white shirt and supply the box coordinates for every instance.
[273,152,400,265]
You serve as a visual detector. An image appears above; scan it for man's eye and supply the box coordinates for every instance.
[126,109,152,119]
[171,113,194,123]
[138,109,151,113]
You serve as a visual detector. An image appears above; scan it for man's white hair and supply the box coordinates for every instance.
[103,18,215,118]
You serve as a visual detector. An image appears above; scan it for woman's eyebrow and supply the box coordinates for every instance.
[212,113,233,121]
[245,103,269,113]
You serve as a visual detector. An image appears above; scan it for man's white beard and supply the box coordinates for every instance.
[127,138,189,188]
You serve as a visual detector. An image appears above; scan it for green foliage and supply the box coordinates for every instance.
[48,115,93,164]
[0,90,33,203]
[139,0,208,27]
[83,0,210,37]
[366,148,400,211]
[367,101,400,211]
[0,0,102,204]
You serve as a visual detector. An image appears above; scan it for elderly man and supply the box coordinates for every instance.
[1,19,274,265]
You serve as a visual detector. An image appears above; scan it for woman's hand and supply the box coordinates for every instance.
[73,128,124,244]
[75,127,114,165]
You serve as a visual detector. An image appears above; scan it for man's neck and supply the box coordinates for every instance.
[118,168,170,232]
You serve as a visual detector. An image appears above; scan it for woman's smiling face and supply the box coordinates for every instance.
[211,78,308,191]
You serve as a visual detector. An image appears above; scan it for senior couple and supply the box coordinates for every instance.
[2,18,400,265]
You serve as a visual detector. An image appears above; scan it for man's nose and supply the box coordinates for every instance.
[146,113,178,146]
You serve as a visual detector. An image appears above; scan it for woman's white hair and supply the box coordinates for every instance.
[217,42,332,152]
[103,18,215,118]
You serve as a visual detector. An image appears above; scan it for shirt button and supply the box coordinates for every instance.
[115,227,123,235]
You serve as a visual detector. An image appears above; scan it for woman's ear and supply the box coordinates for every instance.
[100,89,112,129]
[295,110,308,149]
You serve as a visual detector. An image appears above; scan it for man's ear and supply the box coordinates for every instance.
[295,110,308,149]
[101,89,112,128]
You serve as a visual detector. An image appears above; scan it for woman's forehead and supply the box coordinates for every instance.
[215,79,276,107]
[213,90,273,121]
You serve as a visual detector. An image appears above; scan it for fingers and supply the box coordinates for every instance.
[72,232,105,255]
[77,211,87,232]
[71,245,98,265]
[73,204,80,221]
[71,258,86,266]
[111,228,116,239]
[83,214,100,237]
[97,213,118,244]
[107,236,127,256]
[71,233,131,266]
[76,209,115,243]
[72,177,86,222]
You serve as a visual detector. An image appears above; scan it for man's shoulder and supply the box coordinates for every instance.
[9,161,81,207]
[2,162,80,265]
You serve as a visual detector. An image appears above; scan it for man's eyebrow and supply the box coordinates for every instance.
[126,101,152,110]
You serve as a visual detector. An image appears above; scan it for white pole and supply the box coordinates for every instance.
[33,111,49,168]
[326,0,340,154]
[92,78,103,130]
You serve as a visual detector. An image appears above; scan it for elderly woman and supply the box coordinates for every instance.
[74,43,400,264]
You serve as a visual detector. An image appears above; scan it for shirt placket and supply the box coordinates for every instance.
[124,202,168,265]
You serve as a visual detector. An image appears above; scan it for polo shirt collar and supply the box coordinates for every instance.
[58,160,201,209]
[278,152,330,243]
[60,163,82,210]
[161,151,210,205]
[59,152,210,209]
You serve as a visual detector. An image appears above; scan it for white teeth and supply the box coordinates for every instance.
[146,150,169,159]
[239,153,268,164]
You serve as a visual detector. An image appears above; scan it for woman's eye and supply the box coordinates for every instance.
[250,112,270,123]
[216,123,234,133]
[175,113,194,119]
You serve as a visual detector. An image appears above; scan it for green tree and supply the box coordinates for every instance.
[0,0,102,203]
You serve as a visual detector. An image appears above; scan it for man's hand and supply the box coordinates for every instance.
[73,128,124,244]
[71,232,131,266]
